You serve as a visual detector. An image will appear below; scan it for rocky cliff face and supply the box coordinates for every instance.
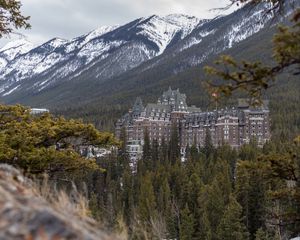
[0,164,117,240]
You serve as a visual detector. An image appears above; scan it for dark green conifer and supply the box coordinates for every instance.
[179,204,195,240]
[216,195,249,240]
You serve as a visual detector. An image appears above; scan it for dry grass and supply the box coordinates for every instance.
[0,164,122,240]
[34,175,91,219]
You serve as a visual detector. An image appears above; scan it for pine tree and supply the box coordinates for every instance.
[255,228,272,240]
[203,127,214,158]
[138,172,156,225]
[151,139,159,170]
[122,165,134,228]
[0,0,31,37]
[201,209,212,240]
[216,195,249,240]
[157,178,171,216]
[158,137,169,167]
[0,104,115,179]
[142,128,152,171]
[166,198,180,240]
[179,204,195,240]
[169,124,180,165]
[205,181,226,238]
[235,159,267,239]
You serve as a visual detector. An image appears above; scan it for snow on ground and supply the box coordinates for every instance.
[0,38,34,61]
[2,85,20,96]
[137,14,202,55]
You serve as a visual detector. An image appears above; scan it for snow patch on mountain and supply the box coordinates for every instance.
[181,38,203,51]
[180,29,216,51]
[78,40,124,63]
[2,85,20,96]
[226,8,273,48]
[0,38,34,53]
[0,38,34,61]
[64,25,119,54]
[45,38,68,49]
[0,58,7,69]
[136,14,201,54]
[0,6,282,100]
[84,25,119,43]
[33,52,67,74]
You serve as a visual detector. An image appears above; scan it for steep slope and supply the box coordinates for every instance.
[0,14,202,98]
[1,2,296,108]
[0,164,118,240]
[2,3,279,107]
[0,37,34,69]
[54,23,300,140]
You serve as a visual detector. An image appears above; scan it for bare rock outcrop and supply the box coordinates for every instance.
[0,164,117,240]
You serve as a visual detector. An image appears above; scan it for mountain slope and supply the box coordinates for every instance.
[0,3,295,109]
[53,22,300,141]
[0,14,202,98]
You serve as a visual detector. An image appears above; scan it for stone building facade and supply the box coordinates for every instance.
[115,88,270,159]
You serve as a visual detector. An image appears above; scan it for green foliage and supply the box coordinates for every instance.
[0,104,116,178]
[255,228,272,240]
[83,132,300,239]
[0,0,30,37]
[169,124,180,164]
[205,9,300,105]
[138,172,157,224]
[203,128,215,158]
[236,158,267,239]
[141,128,152,172]
[217,195,249,240]
[179,204,195,240]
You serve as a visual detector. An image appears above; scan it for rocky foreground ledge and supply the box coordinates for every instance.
[0,164,117,240]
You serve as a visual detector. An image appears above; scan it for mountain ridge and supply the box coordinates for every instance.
[0,13,204,97]
[0,3,294,109]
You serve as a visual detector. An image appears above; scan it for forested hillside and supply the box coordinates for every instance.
[0,0,300,240]
[1,103,299,240]
[88,130,300,239]
[55,23,300,142]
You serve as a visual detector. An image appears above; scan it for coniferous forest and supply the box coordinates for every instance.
[1,103,300,239]
[89,128,300,239]
[0,0,300,239]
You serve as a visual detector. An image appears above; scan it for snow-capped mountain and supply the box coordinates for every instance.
[0,14,202,96]
[0,2,294,106]
[0,37,34,68]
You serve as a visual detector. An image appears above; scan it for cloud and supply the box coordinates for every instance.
[0,0,235,47]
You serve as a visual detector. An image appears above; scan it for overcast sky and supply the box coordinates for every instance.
[0,0,236,47]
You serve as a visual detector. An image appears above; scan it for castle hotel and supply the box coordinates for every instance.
[115,88,270,161]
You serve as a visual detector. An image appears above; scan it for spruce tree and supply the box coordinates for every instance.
[179,204,195,240]
[169,124,180,165]
[235,159,267,239]
[157,178,171,216]
[0,0,31,37]
[159,137,168,165]
[122,164,134,228]
[166,199,180,240]
[203,127,214,158]
[255,228,272,240]
[216,195,249,240]
[151,139,159,170]
[138,172,156,225]
[142,127,152,171]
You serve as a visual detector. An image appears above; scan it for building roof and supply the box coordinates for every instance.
[157,87,188,111]
[132,97,144,114]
